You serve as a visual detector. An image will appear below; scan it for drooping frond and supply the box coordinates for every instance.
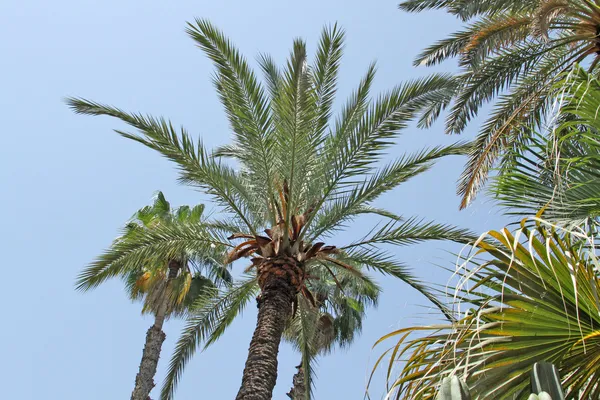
[400,0,600,207]
[75,218,229,291]
[66,98,259,233]
[414,14,532,68]
[160,276,259,400]
[337,247,453,320]
[456,41,580,208]
[492,66,600,226]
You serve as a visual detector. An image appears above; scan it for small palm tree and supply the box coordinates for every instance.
[68,20,473,400]
[398,0,600,207]
[372,223,600,399]
[76,192,230,400]
[284,266,380,399]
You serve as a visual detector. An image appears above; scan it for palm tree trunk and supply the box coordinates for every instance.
[131,261,180,400]
[235,277,295,400]
[286,363,306,400]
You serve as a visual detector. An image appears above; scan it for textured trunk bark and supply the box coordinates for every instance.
[130,324,166,400]
[286,363,306,400]
[235,278,295,400]
[130,261,180,400]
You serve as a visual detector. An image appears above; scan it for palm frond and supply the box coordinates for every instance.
[187,19,277,225]
[311,142,471,240]
[75,219,228,291]
[160,276,259,400]
[311,23,345,143]
[492,66,600,225]
[66,98,259,233]
[339,247,454,320]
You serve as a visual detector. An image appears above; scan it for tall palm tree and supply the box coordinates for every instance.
[284,266,380,399]
[492,66,600,228]
[372,223,600,399]
[76,192,230,400]
[68,20,474,400]
[398,0,600,207]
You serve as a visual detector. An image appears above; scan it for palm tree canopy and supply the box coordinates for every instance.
[68,20,476,400]
[398,0,600,208]
[492,66,600,228]
[372,223,600,399]
[282,265,381,397]
[77,191,232,317]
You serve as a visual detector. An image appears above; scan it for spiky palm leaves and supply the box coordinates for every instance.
[399,0,600,208]
[68,20,473,400]
[76,192,230,400]
[284,266,380,399]
[492,67,600,228]
[372,223,600,399]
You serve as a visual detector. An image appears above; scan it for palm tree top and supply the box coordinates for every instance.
[68,20,475,400]
[76,191,231,312]
[69,19,472,293]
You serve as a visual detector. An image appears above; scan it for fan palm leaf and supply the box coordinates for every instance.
[372,222,600,399]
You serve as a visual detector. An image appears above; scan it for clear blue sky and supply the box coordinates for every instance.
[1,1,508,399]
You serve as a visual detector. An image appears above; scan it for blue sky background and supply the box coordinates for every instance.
[1,1,508,399]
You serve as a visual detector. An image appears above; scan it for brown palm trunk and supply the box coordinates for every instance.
[286,363,306,400]
[235,277,295,400]
[131,261,180,400]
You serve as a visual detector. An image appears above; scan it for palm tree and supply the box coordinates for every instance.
[76,192,230,400]
[372,223,600,399]
[68,20,474,400]
[492,66,600,229]
[284,265,380,399]
[398,0,600,208]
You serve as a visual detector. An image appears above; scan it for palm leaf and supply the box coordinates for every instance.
[374,223,600,399]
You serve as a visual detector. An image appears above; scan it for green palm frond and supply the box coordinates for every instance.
[75,194,229,292]
[311,23,345,142]
[310,142,472,240]
[400,0,539,18]
[160,276,259,400]
[186,19,277,226]
[373,222,600,399]
[414,13,532,68]
[342,217,475,249]
[66,99,259,233]
[492,66,600,227]
[399,0,600,208]
[338,247,454,320]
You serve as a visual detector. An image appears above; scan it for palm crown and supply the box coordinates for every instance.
[120,192,232,317]
[76,191,231,298]
[399,0,600,208]
[68,20,473,400]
